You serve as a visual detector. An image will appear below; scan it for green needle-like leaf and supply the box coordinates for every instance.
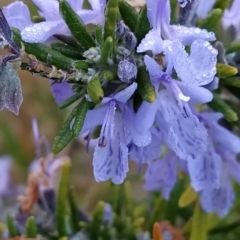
[56,160,72,237]
[59,0,96,50]
[72,98,93,137]
[25,216,37,238]
[136,66,156,103]
[208,93,238,122]
[118,0,138,32]
[134,5,151,44]
[104,0,119,41]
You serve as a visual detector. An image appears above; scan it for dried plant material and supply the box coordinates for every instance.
[18,155,71,214]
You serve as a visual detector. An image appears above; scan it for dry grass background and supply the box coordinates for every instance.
[0,0,147,212]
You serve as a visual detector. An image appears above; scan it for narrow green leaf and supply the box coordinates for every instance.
[25,216,37,238]
[148,195,167,231]
[217,63,238,78]
[198,9,222,32]
[104,0,119,41]
[52,106,78,153]
[87,76,104,104]
[72,98,93,137]
[179,185,198,208]
[69,187,81,232]
[208,93,238,121]
[190,200,208,240]
[95,25,104,46]
[12,28,73,70]
[226,41,240,54]
[90,201,105,240]
[58,89,86,110]
[134,5,151,44]
[136,66,156,103]
[118,0,138,32]
[100,36,113,64]
[56,160,72,237]
[51,42,84,59]
[123,180,133,218]
[221,77,240,88]
[59,0,95,50]
[209,220,240,235]
[7,215,18,238]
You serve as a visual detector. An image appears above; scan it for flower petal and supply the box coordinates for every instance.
[80,105,108,134]
[32,0,59,20]
[0,156,13,195]
[188,140,221,191]
[130,128,162,164]
[124,107,152,147]
[113,82,137,103]
[93,112,129,184]
[196,0,216,19]
[137,29,164,54]
[157,90,207,161]
[135,100,159,133]
[78,9,105,25]
[146,0,170,29]
[210,123,240,154]
[144,152,178,200]
[169,25,216,45]
[144,55,164,85]
[50,81,74,105]
[21,20,63,43]
[200,168,235,217]
[169,40,217,86]
[177,82,213,103]
[189,39,217,85]
[2,1,32,30]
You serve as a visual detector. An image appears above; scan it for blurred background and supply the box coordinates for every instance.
[0,0,146,215]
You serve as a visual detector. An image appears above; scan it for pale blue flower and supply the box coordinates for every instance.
[135,52,216,162]
[2,1,32,30]
[137,0,215,54]
[144,151,179,200]
[50,81,74,105]
[80,83,146,184]
[0,156,13,196]
[20,0,106,43]
[195,112,240,216]
[196,0,216,19]
[78,0,106,26]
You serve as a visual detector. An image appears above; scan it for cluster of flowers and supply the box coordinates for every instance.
[1,0,240,219]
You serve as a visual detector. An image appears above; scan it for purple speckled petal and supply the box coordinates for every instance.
[200,165,235,217]
[93,112,129,184]
[188,139,221,191]
[130,127,162,164]
[157,90,207,161]
[144,151,178,200]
